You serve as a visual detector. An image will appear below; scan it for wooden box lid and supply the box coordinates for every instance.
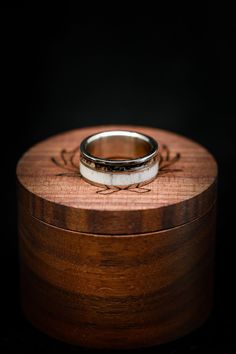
[16,125,217,235]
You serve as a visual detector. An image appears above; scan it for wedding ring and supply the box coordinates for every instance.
[80,130,159,188]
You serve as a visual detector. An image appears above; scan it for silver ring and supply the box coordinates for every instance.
[80,130,159,188]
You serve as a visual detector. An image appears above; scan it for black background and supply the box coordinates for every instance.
[1,5,236,354]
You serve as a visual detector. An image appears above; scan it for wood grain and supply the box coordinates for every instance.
[19,203,216,349]
[17,126,217,348]
[16,125,217,234]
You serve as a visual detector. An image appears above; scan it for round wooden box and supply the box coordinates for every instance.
[16,125,217,349]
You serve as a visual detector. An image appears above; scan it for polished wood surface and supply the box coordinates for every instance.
[19,203,216,349]
[17,126,217,349]
[16,125,217,234]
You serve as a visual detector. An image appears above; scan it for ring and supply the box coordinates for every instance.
[80,130,159,188]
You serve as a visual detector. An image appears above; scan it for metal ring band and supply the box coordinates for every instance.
[79,130,159,188]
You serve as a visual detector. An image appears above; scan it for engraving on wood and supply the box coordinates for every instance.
[51,144,181,194]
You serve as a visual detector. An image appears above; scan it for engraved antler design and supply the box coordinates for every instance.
[51,144,181,194]
[51,146,81,178]
[158,144,182,176]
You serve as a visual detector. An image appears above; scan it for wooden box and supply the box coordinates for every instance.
[16,125,217,349]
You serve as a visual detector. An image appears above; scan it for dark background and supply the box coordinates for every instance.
[1,5,236,354]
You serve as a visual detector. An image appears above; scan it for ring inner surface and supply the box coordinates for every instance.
[86,135,152,160]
